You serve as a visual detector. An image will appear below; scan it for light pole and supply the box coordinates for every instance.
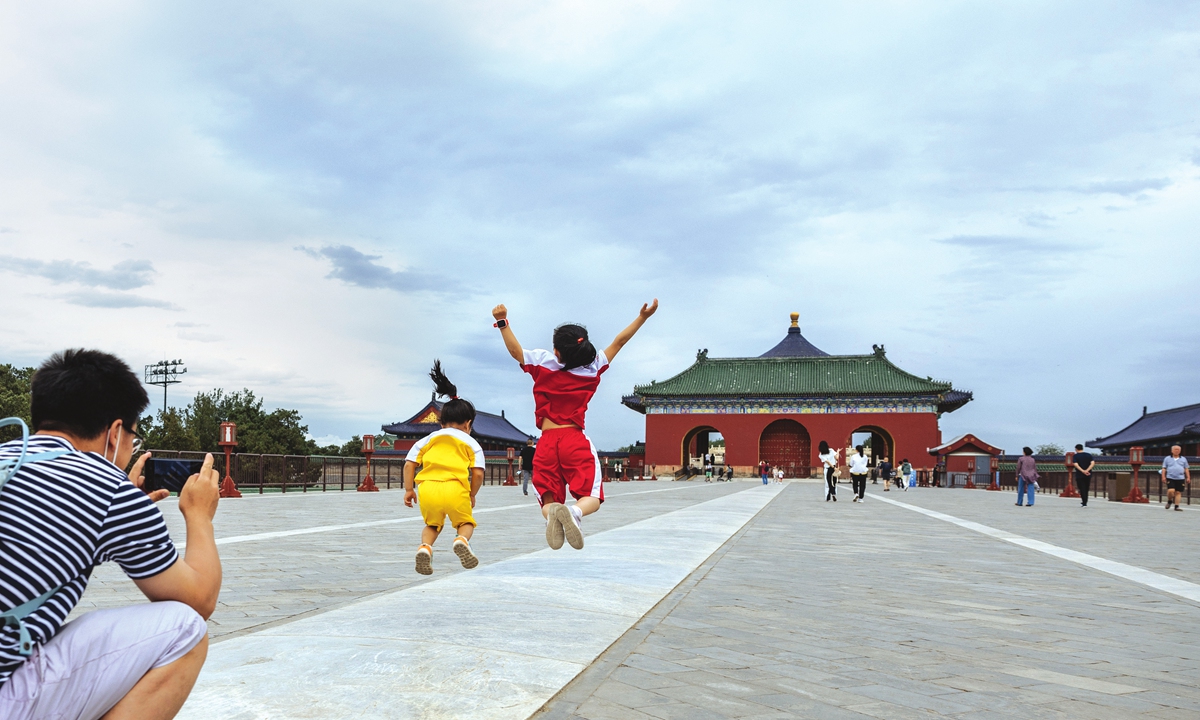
[218,422,241,498]
[144,359,187,416]
[504,446,517,486]
[357,434,378,492]
[1123,446,1147,503]
[1061,451,1080,498]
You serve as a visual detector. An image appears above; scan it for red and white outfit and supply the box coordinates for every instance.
[522,348,607,506]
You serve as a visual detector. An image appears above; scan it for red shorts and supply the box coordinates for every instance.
[532,427,604,506]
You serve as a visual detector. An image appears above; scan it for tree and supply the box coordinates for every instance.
[339,435,363,457]
[1034,443,1065,456]
[0,365,34,443]
[183,389,315,456]
[140,408,199,452]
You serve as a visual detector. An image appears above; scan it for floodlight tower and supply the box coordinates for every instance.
[145,359,187,415]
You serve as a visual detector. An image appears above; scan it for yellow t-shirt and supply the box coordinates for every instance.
[405,428,485,489]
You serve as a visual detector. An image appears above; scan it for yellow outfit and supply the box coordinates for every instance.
[405,427,485,531]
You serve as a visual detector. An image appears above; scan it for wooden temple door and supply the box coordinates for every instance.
[759,419,811,477]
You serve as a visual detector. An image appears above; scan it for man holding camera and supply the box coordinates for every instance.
[0,349,222,720]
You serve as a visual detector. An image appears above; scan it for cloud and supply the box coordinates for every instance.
[0,256,154,290]
[301,245,448,293]
[1078,178,1171,196]
[61,291,176,309]
[936,235,1077,253]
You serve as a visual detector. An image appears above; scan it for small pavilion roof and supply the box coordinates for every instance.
[929,434,1003,456]
[759,313,830,358]
[1092,403,1200,450]
[382,399,532,445]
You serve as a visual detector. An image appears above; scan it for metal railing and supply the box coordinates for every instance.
[996,471,1190,504]
[146,450,521,493]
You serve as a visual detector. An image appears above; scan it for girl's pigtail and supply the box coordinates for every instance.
[429,360,458,399]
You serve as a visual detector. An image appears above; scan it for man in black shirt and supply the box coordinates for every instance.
[1073,444,1095,507]
[879,456,894,491]
[519,437,536,496]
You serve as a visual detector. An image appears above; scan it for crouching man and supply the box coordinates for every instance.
[0,349,221,720]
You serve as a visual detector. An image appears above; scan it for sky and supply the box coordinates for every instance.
[1,1,1198,453]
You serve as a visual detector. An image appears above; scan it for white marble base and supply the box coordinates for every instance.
[178,485,783,720]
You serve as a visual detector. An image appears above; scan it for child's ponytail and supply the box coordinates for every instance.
[553,323,597,370]
[429,360,476,426]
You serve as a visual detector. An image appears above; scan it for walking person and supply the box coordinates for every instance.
[519,437,536,496]
[900,458,912,491]
[879,455,894,491]
[759,460,769,484]
[1016,446,1038,506]
[1162,445,1191,511]
[819,441,839,501]
[849,445,869,502]
[775,467,785,484]
[1072,443,1094,507]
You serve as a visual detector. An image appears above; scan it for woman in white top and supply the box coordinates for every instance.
[818,440,839,501]
[848,445,870,502]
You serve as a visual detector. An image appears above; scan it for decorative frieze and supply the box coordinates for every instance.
[643,397,937,415]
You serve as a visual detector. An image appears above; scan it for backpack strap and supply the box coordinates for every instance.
[0,417,72,656]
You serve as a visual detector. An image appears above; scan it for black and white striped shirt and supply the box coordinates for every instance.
[0,435,178,688]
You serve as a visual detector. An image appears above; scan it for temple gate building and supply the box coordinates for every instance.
[622,313,972,476]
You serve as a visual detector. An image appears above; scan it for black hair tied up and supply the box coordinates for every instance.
[553,323,597,371]
[429,360,476,426]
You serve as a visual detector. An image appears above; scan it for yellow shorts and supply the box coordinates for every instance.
[417,481,476,531]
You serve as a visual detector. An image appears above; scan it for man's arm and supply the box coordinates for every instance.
[605,299,659,363]
[492,304,523,363]
[1081,459,1094,475]
[132,454,221,619]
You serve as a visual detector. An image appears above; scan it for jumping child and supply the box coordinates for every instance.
[492,300,658,550]
[403,361,485,575]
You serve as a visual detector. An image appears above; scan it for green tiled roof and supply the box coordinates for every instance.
[633,354,953,398]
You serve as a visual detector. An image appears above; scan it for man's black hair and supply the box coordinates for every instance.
[1075,444,1084,451]
[429,360,476,426]
[31,349,149,439]
[552,323,597,371]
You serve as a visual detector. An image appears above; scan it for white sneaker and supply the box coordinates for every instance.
[557,504,584,549]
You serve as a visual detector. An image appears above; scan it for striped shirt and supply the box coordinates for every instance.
[0,435,178,688]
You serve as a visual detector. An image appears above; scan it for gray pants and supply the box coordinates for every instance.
[1,601,207,720]
[521,469,532,495]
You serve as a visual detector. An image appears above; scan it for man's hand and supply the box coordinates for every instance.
[179,453,219,523]
[404,488,417,507]
[129,451,169,502]
[639,299,659,320]
[492,304,507,321]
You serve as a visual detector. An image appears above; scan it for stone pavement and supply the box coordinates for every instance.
[536,484,1200,719]
[75,480,1200,718]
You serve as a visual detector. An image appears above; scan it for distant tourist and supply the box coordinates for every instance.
[1072,444,1094,507]
[1016,446,1038,506]
[819,441,839,501]
[849,445,870,502]
[704,461,713,482]
[775,467,785,484]
[879,455,894,491]
[1162,445,1191,511]
[519,437,536,496]
[900,458,913,490]
[759,460,769,484]
[726,465,733,482]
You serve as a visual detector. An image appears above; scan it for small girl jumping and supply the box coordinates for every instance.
[492,300,658,550]
[403,361,485,575]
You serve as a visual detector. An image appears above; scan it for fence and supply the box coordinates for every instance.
[147,450,521,493]
[997,470,1191,505]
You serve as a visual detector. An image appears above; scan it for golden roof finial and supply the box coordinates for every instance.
[790,312,799,328]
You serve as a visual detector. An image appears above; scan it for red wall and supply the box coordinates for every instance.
[644,412,942,470]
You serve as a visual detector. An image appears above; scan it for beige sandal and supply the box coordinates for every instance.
[544,502,565,549]
[415,544,433,575]
[453,537,479,569]
[556,504,583,550]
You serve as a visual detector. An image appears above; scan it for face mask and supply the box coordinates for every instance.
[104,425,122,466]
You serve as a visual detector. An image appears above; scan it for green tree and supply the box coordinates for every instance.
[339,435,363,457]
[180,389,315,456]
[1035,443,1065,455]
[140,408,199,451]
[0,365,34,443]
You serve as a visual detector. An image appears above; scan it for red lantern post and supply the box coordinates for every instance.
[503,446,518,486]
[1123,446,1148,503]
[1061,450,1080,498]
[357,434,379,492]
[986,455,1001,491]
[964,457,977,489]
[218,422,242,498]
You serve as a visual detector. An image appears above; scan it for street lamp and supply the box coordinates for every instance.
[965,457,976,489]
[503,446,518,486]
[987,455,1000,491]
[1123,446,1148,503]
[357,434,379,492]
[1061,450,1080,498]
[217,422,241,498]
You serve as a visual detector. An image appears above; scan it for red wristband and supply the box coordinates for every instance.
[493,319,508,329]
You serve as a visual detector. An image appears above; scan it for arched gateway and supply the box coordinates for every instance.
[621,313,972,477]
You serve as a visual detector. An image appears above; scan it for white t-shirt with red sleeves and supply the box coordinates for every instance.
[521,348,609,430]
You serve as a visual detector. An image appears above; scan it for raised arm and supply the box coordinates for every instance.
[492,304,523,363]
[604,299,658,363]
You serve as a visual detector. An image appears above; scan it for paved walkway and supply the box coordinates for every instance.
[74,481,1200,718]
